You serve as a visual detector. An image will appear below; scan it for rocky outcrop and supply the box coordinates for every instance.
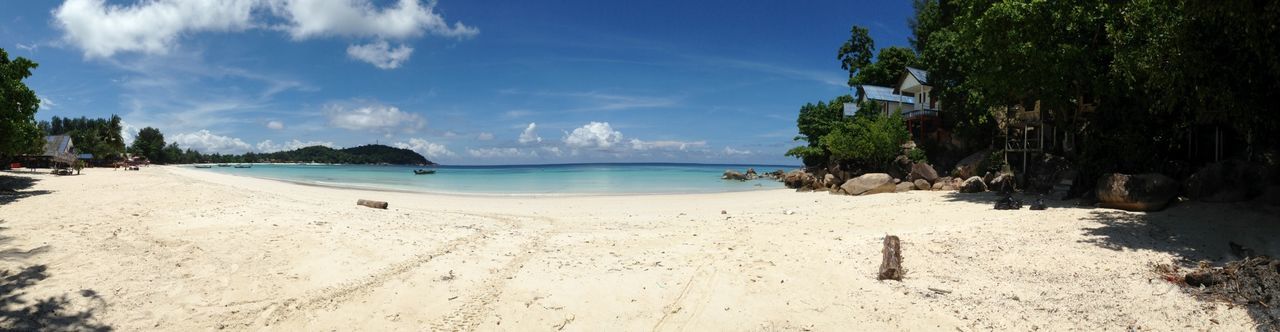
[745,168,759,180]
[840,173,896,196]
[723,170,747,181]
[823,174,837,189]
[1185,160,1271,202]
[909,162,939,183]
[895,182,915,193]
[960,176,988,193]
[990,172,1016,193]
[913,179,931,191]
[952,149,990,179]
[1025,153,1073,193]
[1096,173,1179,212]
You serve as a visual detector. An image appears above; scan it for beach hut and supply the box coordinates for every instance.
[894,67,948,141]
[845,85,915,118]
[20,135,78,169]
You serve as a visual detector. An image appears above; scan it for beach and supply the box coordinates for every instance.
[1,166,1276,331]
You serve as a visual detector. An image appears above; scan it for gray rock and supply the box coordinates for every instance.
[960,176,988,193]
[914,179,931,191]
[823,173,837,188]
[1185,160,1270,202]
[895,182,915,193]
[910,162,940,183]
[953,149,991,179]
[840,173,896,196]
[723,170,747,181]
[1096,173,1179,212]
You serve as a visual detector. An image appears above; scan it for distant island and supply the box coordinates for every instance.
[244,144,435,165]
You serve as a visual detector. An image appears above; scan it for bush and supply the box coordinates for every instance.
[821,112,910,169]
[907,147,928,164]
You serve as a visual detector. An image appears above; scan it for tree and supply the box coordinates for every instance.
[786,95,854,166]
[821,112,911,169]
[40,115,127,164]
[161,143,183,164]
[838,25,875,87]
[855,46,919,87]
[130,127,165,163]
[0,48,43,163]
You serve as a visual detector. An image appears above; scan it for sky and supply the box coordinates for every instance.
[1,0,915,165]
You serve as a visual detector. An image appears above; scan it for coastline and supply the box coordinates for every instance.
[0,166,1273,330]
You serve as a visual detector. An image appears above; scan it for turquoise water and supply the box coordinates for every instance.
[191,163,797,195]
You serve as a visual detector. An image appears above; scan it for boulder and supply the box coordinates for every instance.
[745,168,758,179]
[783,170,810,189]
[895,182,915,193]
[932,182,945,191]
[823,173,837,188]
[953,149,990,179]
[1026,153,1073,193]
[723,170,747,181]
[1185,160,1271,202]
[1096,173,1179,212]
[914,179,931,191]
[960,176,988,193]
[840,173,896,196]
[909,162,940,183]
[990,172,1016,193]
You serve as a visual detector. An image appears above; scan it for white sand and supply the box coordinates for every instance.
[0,166,1276,331]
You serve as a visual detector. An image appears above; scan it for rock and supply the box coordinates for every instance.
[914,179,931,191]
[783,170,810,189]
[909,162,940,183]
[823,174,837,188]
[722,170,747,181]
[990,172,1016,193]
[932,182,944,190]
[1026,153,1072,193]
[960,176,988,193]
[1185,160,1271,202]
[895,182,914,193]
[840,173,897,196]
[953,149,990,179]
[1095,173,1179,212]
[745,168,759,180]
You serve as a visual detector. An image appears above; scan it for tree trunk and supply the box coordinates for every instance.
[878,235,903,281]
[356,199,388,209]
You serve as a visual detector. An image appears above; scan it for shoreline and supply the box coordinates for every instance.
[1,166,1272,330]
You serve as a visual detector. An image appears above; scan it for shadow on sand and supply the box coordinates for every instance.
[0,175,52,207]
[0,220,112,331]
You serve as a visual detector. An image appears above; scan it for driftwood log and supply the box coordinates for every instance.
[878,235,903,281]
[357,199,388,209]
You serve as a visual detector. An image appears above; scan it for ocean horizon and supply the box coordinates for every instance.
[190,162,800,195]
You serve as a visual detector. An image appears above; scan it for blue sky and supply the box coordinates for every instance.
[2,0,914,165]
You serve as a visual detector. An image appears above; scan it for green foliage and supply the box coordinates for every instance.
[821,112,911,169]
[788,95,854,167]
[40,115,126,164]
[129,127,166,163]
[837,25,875,87]
[854,47,919,87]
[0,48,43,160]
[73,160,85,174]
[907,147,928,164]
[159,144,433,165]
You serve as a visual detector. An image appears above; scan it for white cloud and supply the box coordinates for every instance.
[563,122,623,149]
[120,120,139,145]
[38,97,57,110]
[467,147,536,158]
[268,0,479,40]
[256,139,334,152]
[723,146,754,156]
[346,40,413,69]
[518,122,542,144]
[476,132,494,141]
[540,146,563,157]
[326,103,425,133]
[172,130,253,154]
[266,120,285,130]
[630,139,707,151]
[15,43,39,52]
[52,0,259,57]
[393,138,454,158]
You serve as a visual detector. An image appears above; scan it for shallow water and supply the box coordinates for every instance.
[190,163,797,195]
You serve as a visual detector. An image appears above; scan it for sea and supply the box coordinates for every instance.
[190,163,799,195]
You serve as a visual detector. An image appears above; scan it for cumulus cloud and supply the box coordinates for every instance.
[268,0,478,40]
[518,122,542,144]
[326,103,425,133]
[171,129,253,154]
[52,0,259,57]
[266,120,285,130]
[563,122,623,150]
[120,120,139,145]
[467,147,536,158]
[722,146,754,156]
[52,0,476,66]
[255,139,334,152]
[346,40,413,69]
[629,139,707,151]
[476,132,494,141]
[393,138,454,158]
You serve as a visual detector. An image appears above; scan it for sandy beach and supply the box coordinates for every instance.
[1,166,1276,331]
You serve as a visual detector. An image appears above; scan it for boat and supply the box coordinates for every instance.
[234,164,252,169]
[413,169,435,175]
[194,165,213,169]
[216,163,231,167]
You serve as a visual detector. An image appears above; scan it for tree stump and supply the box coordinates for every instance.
[357,199,388,209]
[878,235,903,281]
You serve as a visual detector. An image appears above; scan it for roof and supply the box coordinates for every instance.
[41,135,76,164]
[906,67,929,85]
[858,85,915,104]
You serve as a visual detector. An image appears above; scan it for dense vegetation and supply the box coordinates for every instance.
[130,127,434,165]
[0,49,42,163]
[39,115,127,165]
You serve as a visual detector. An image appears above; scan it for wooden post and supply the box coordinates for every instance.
[878,235,903,281]
[356,199,388,209]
